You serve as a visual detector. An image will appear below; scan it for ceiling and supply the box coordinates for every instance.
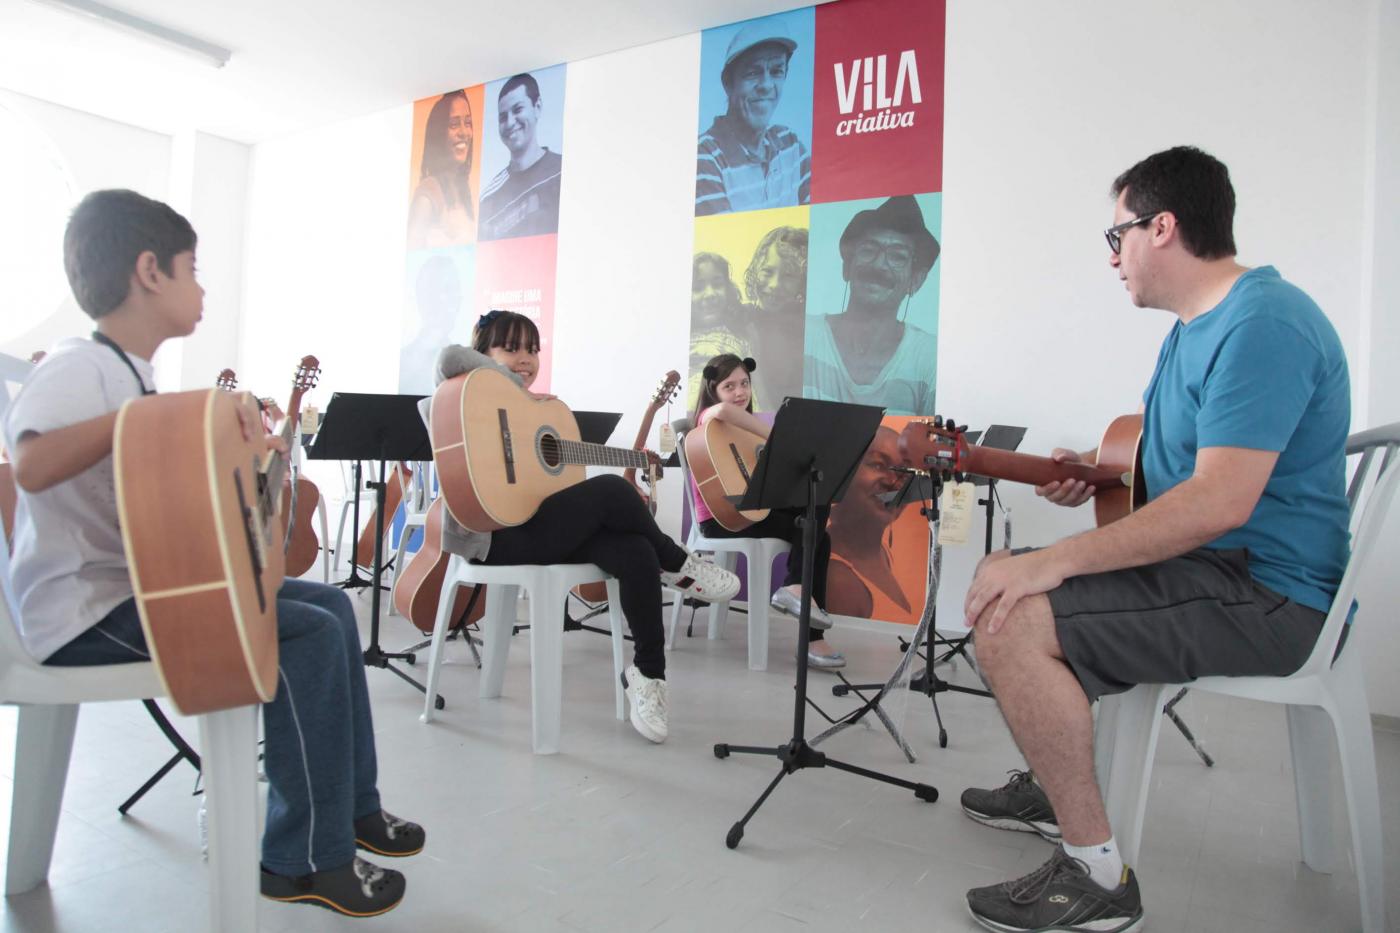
[0,0,816,143]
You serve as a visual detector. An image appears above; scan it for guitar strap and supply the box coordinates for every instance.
[91,332,155,397]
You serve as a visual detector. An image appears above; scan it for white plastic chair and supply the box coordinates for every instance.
[672,431,790,671]
[0,351,260,931]
[419,554,627,755]
[1096,422,1399,933]
[387,463,433,615]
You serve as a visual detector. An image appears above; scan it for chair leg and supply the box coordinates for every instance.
[1323,659,1386,932]
[334,500,351,571]
[1286,703,1336,873]
[747,553,771,672]
[421,561,463,724]
[606,578,626,721]
[479,583,518,699]
[1101,684,1169,867]
[666,586,683,650]
[199,705,260,933]
[528,575,566,754]
[316,495,330,583]
[6,704,78,895]
[707,551,738,640]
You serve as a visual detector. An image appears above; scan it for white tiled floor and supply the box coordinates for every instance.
[2,588,1397,932]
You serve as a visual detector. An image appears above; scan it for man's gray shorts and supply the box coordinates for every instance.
[1035,547,1325,703]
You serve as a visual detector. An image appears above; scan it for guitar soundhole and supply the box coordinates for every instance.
[535,427,566,475]
[539,434,561,467]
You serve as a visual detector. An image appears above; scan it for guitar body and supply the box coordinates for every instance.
[1092,414,1147,526]
[684,418,770,532]
[114,389,280,715]
[281,476,322,577]
[392,498,486,633]
[432,368,585,532]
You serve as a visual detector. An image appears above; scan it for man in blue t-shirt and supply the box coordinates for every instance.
[957,147,1350,933]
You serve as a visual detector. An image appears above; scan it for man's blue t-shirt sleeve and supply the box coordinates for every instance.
[1196,318,1320,452]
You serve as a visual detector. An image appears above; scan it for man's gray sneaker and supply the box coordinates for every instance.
[966,848,1143,933]
[961,769,1061,841]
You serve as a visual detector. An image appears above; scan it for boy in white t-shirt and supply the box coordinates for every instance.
[3,189,422,918]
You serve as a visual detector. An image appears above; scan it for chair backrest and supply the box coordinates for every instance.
[0,353,37,673]
[1296,421,1400,677]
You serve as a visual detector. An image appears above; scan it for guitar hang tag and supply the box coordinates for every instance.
[938,481,977,546]
[658,422,676,455]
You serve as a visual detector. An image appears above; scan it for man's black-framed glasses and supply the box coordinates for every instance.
[1104,213,1160,254]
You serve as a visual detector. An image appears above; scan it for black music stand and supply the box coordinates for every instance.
[713,398,937,849]
[308,392,444,708]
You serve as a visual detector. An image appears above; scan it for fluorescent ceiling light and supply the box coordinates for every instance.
[28,0,232,69]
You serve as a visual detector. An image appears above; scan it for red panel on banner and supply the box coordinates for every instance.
[810,0,945,203]
[475,234,559,392]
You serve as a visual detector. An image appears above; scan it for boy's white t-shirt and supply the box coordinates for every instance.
[2,337,151,661]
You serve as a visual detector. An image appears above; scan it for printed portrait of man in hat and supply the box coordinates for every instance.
[803,194,941,415]
[695,16,813,216]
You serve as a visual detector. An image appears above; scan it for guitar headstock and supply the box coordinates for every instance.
[896,416,968,477]
[285,356,321,424]
[293,356,320,394]
[215,368,238,391]
[647,370,682,415]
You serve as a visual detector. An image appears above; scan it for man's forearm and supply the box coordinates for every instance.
[1046,476,1240,579]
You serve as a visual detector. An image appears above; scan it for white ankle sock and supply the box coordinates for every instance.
[1062,837,1124,891]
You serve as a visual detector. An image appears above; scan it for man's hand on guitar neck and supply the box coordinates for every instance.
[1034,448,1097,507]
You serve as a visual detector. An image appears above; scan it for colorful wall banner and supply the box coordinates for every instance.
[689,0,946,624]
[810,0,945,202]
[401,65,567,394]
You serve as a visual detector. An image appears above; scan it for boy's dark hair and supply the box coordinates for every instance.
[693,353,756,421]
[472,309,540,355]
[1111,146,1237,260]
[63,189,196,320]
[499,73,541,105]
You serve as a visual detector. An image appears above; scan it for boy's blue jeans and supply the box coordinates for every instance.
[46,578,381,876]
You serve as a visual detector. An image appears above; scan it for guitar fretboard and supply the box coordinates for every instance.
[547,437,648,470]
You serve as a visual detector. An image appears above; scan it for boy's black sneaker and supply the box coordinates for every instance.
[261,856,405,917]
[961,769,1061,841]
[354,809,425,857]
[967,848,1143,933]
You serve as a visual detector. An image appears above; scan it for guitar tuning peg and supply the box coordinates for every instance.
[933,415,944,427]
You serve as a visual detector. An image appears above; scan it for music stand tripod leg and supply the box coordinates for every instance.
[715,454,938,849]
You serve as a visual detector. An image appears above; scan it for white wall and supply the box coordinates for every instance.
[239,0,1399,710]
[1356,0,1400,718]
[0,88,171,360]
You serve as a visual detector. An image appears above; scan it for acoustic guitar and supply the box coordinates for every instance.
[897,414,1146,526]
[391,497,487,634]
[684,418,770,532]
[115,356,320,715]
[431,367,662,532]
[216,370,322,578]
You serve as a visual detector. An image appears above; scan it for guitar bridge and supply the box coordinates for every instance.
[497,408,516,485]
[729,443,750,483]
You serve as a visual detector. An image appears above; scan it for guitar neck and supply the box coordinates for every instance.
[554,438,649,470]
[959,446,1127,489]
